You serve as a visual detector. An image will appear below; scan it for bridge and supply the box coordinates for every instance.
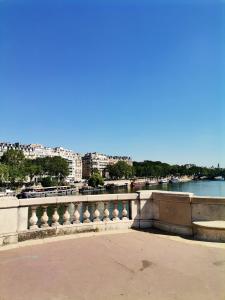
[0,191,225,299]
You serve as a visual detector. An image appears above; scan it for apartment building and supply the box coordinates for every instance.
[82,152,109,178]
[0,142,82,182]
[82,152,132,178]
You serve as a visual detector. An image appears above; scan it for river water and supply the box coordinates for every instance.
[131,180,225,197]
[81,180,225,197]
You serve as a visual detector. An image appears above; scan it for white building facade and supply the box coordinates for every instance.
[82,152,132,178]
[0,142,82,182]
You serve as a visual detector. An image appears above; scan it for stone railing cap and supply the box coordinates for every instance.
[0,197,19,208]
[151,190,194,197]
[192,196,225,204]
[18,193,138,207]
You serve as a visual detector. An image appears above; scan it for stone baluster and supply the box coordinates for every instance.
[122,201,128,220]
[52,206,60,227]
[41,206,49,228]
[93,202,101,222]
[83,204,91,223]
[73,202,80,224]
[29,206,38,229]
[112,202,120,221]
[103,202,110,222]
[63,204,71,225]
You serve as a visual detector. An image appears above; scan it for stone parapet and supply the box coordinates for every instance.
[1,191,225,246]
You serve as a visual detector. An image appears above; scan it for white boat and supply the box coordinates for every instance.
[159,178,168,184]
[170,177,180,184]
[214,176,224,181]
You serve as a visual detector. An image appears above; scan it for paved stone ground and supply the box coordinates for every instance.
[0,230,225,300]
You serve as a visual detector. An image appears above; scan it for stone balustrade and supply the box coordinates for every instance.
[27,200,129,229]
[0,193,138,245]
[1,190,225,246]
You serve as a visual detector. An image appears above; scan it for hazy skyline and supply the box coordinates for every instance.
[0,0,224,167]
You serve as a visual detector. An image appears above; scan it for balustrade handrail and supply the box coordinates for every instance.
[17,193,138,207]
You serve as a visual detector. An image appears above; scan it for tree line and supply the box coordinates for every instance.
[0,149,69,187]
[133,161,225,179]
[107,160,225,179]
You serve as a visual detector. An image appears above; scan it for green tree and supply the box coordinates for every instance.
[48,156,69,181]
[0,150,26,186]
[34,156,69,182]
[1,149,25,166]
[88,170,104,187]
[41,176,59,187]
[23,159,42,182]
[0,163,9,183]
[108,161,133,179]
[7,165,26,186]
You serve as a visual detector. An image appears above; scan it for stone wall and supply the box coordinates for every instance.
[137,191,194,235]
[191,197,225,221]
[137,191,225,238]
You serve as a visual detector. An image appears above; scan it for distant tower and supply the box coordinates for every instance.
[217,163,220,169]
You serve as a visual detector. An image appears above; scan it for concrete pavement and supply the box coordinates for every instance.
[0,230,225,300]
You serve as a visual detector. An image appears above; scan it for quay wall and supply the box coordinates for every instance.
[1,191,225,246]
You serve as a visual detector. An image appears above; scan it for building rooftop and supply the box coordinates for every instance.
[0,230,225,300]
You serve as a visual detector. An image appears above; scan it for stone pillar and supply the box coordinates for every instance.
[52,206,60,227]
[73,203,80,224]
[63,204,71,225]
[103,202,110,222]
[83,204,91,223]
[41,206,49,228]
[122,201,128,220]
[112,202,120,221]
[29,206,39,230]
[93,202,101,222]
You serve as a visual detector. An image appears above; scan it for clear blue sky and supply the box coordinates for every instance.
[0,0,224,167]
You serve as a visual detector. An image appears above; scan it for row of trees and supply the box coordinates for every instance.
[86,159,225,187]
[133,161,225,179]
[0,149,69,187]
[105,160,225,180]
